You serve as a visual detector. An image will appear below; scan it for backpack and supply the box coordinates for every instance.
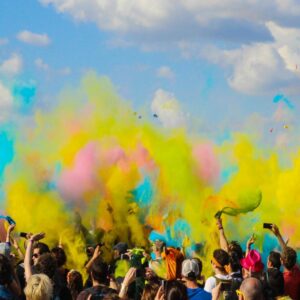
[214,275,242,300]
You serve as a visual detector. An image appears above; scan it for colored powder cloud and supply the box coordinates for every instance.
[1,73,300,276]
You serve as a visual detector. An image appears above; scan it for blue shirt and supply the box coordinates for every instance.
[0,285,15,300]
[187,287,212,300]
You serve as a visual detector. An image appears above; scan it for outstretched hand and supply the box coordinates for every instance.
[30,232,45,242]
[247,234,256,248]
[7,223,16,233]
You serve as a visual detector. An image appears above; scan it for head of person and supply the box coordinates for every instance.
[211,249,230,274]
[0,242,11,258]
[191,257,203,279]
[165,280,188,300]
[51,247,67,268]
[237,277,264,300]
[281,247,297,271]
[181,259,200,282]
[0,254,13,285]
[267,251,281,269]
[91,257,109,285]
[32,242,50,265]
[265,268,284,298]
[141,283,160,300]
[35,253,57,279]
[67,270,83,298]
[24,274,53,300]
[112,242,128,260]
[229,251,242,273]
[240,250,264,279]
[228,241,244,260]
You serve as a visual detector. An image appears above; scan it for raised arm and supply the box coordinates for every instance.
[5,223,15,243]
[270,224,287,250]
[216,218,229,252]
[245,234,256,256]
[24,232,45,282]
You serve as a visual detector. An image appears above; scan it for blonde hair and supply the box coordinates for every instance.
[24,274,53,300]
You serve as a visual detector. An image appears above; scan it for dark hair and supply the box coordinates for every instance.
[68,270,83,300]
[141,283,160,300]
[281,247,297,270]
[268,251,281,269]
[91,257,109,284]
[213,249,230,268]
[0,254,13,285]
[229,251,242,273]
[102,293,120,300]
[51,247,67,267]
[229,241,243,260]
[33,242,50,255]
[266,268,284,297]
[35,253,57,279]
[165,280,188,300]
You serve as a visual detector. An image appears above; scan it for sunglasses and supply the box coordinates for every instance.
[32,253,39,258]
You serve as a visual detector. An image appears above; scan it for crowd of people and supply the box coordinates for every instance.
[0,216,299,300]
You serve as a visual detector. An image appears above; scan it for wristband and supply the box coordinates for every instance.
[218,227,223,230]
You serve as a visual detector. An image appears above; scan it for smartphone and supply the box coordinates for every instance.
[263,223,272,229]
[19,232,28,238]
[162,280,166,292]
[6,216,16,225]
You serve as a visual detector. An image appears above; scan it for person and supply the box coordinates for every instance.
[240,249,264,279]
[204,249,231,293]
[264,266,285,299]
[32,242,50,265]
[52,247,69,287]
[270,224,300,299]
[155,281,188,300]
[281,247,300,300]
[181,259,211,300]
[24,232,72,300]
[236,277,264,300]
[24,274,53,300]
[141,283,160,300]
[216,218,243,259]
[67,270,83,300]
[267,251,281,270]
[77,257,118,300]
[0,253,21,299]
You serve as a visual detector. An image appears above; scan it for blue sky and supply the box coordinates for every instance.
[0,0,300,133]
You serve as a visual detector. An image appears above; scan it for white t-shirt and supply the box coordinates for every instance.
[204,274,232,293]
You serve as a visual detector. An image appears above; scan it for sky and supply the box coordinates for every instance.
[0,0,300,133]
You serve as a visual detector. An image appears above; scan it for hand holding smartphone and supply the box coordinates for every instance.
[263,223,273,229]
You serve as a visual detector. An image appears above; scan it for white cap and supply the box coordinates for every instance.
[181,259,199,278]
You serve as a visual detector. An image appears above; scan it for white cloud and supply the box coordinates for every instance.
[39,0,300,43]
[35,58,50,71]
[0,53,23,76]
[0,38,8,46]
[156,66,175,80]
[39,0,300,95]
[151,89,186,128]
[0,81,13,122]
[202,22,300,95]
[17,30,51,46]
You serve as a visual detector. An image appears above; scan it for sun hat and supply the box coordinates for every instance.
[240,249,264,272]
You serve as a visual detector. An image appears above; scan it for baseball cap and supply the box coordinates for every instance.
[181,259,199,278]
